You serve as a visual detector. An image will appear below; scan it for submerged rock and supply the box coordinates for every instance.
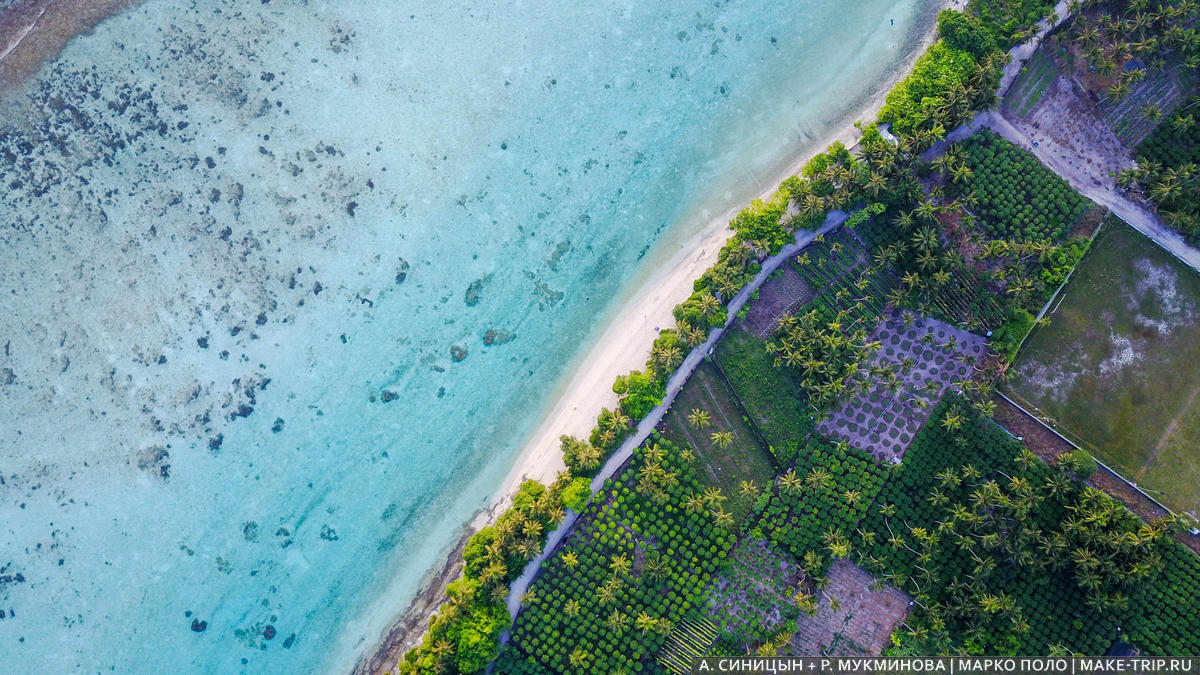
[191,619,208,633]
[450,344,468,362]
[482,328,515,346]
[464,274,491,306]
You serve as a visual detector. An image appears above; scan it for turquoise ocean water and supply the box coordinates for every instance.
[0,1,936,671]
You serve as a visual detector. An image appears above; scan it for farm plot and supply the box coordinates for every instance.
[659,361,778,522]
[1005,221,1200,518]
[1100,63,1191,146]
[817,312,987,463]
[957,129,1090,242]
[716,328,814,467]
[503,438,734,674]
[790,229,899,332]
[786,559,910,657]
[703,538,801,642]
[744,263,816,338]
[1004,46,1058,119]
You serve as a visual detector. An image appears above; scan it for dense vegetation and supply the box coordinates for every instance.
[754,442,886,566]
[400,480,569,674]
[1068,0,1200,100]
[856,400,1197,656]
[400,0,1200,669]
[969,0,1058,48]
[956,130,1090,242]
[1124,96,1200,239]
[499,438,734,673]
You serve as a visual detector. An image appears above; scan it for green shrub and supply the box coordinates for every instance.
[561,477,593,512]
[613,369,666,421]
[879,42,978,136]
[938,9,997,57]
[958,130,1089,242]
[1071,449,1098,479]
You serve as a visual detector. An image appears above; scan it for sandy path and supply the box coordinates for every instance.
[980,110,1200,275]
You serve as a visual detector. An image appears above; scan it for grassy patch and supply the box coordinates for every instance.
[714,327,814,466]
[659,361,778,522]
[1005,220,1200,517]
[1004,47,1057,118]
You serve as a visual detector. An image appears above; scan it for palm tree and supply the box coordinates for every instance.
[687,408,711,429]
[569,648,591,670]
[779,470,803,494]
[564,599,581,616]
[644,553,669,581]
[682,324,706,347]
[695,292,720,317]
[606,609,630,633]
[806,466,833,491]
[703,485,727,507]
[713,508,735,528]
[561,550,579,568]
[635,611,657,636]
[710,430,734,448]
[740,479,759,498]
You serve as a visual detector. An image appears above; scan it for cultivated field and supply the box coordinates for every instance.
[787,559,910,657]
[1006,221,1200,518]
[659,360,778,521]
[818,312,987,463]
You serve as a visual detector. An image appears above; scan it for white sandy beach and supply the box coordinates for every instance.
[487,22,944,516]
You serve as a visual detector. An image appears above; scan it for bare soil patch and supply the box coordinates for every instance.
[787,559,910,657]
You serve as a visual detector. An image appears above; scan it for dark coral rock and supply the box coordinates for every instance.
[191,619,208,632]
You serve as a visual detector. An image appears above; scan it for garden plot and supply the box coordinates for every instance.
[787,559,910,657]
[744,264,816,338]
[1099,63,1192,147]
[1004,46,1058,119]
[817,312,986,463]
[704,538,800,640]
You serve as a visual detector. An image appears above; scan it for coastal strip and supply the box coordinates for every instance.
[0,0,138,92]
[359,6,952,672]
[502,208,849,622]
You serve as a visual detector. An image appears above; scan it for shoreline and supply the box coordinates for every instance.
[0,0,138,93]
[358,6,948,673]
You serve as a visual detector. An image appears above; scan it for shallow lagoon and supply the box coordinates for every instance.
[0,0,936,671]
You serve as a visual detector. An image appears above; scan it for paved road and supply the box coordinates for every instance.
[498,210,849,626]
